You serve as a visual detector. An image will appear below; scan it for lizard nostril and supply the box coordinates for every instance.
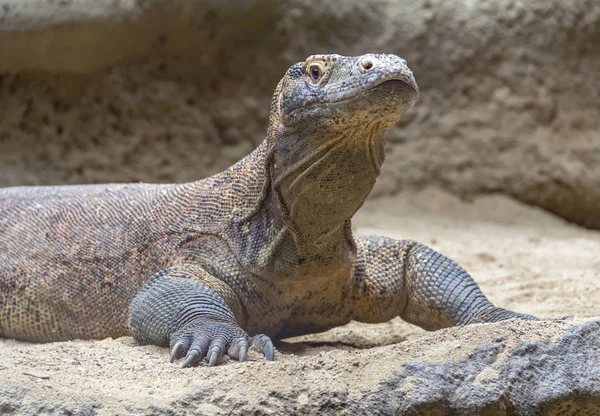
[362,60,373,71]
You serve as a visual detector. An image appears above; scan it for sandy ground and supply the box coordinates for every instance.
[1,188,599,414]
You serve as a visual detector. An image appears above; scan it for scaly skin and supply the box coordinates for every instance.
[0,54,536,367]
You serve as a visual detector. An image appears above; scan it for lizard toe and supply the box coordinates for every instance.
[169,340,188,363]
[207,345,223,367]
[251,334,275,361]
[207,336,232,367]
[181,336,211,368]
[227,337,250,362]
[182,348,203,368]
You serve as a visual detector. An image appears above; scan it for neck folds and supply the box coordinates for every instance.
[271,121,385,248]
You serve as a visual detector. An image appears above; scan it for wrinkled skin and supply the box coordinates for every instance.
[0,54,536,367]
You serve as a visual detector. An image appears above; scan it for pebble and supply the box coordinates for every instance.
[22,371,51,380]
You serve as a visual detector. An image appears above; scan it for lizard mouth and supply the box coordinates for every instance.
[285,76,419,123]
[327,76,419,105]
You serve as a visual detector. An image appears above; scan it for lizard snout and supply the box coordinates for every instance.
[359,54,418,94]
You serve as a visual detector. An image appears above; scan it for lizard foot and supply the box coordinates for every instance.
[169,318,274,367]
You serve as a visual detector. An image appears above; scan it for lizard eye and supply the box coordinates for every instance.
[308,64,323,82]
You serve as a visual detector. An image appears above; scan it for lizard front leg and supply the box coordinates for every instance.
[129,264,273,367]
[350,236,537,329]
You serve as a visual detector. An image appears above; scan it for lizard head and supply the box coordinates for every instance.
[271,53,418,130]
[266,54,418,249]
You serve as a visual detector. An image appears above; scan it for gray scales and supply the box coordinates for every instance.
[0,54,536,367]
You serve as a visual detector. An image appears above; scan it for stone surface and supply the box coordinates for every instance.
[362,321,600,415]
[0,0,599,228]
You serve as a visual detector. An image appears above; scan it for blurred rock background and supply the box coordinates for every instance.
[0,0,599,228]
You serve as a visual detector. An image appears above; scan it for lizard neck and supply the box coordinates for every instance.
[231,119,386,279]
[192,115,385,281]
[270,119,385,245]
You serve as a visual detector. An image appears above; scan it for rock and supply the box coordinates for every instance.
[21,370,51,380]
[360,321,600,415]
[0,0,598,228]
[0,384,98,416]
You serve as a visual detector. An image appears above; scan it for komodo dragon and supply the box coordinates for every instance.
[0,54,536,367]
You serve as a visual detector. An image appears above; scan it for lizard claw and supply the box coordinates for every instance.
[238,344,248,362]
[228,337,249,363]
[169,341,186,363]
[207,346,222,367]
[182,349,201,368]
[169,319,274,367]
[264,340,275,361]
[251,334,275,361]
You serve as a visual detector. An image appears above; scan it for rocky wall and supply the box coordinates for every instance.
[0,0,599,228]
